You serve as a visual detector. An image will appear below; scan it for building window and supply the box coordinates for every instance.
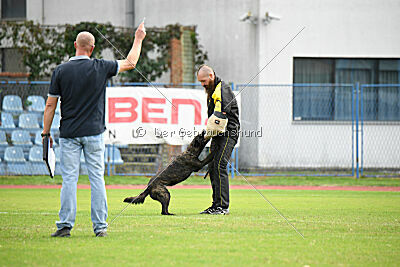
[1,48,26,72]
[293,58,400,121]
[1,0,26,20]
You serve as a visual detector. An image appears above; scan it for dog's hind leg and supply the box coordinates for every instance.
[149,186,174,215]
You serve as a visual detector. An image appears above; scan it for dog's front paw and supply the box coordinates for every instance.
[123,197,134,203]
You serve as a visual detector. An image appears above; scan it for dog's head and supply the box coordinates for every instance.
[187,130,210,156]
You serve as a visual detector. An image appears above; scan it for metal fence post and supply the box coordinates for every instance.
[352,84,355,177]
[355,83,360,179]
[360,84,364,176]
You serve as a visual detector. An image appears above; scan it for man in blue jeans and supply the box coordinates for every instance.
[42,22,146,237]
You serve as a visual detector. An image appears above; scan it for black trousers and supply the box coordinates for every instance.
[208,135,237,209]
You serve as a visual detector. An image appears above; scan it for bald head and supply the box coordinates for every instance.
[197,65,214,76]
[75,31,95,54]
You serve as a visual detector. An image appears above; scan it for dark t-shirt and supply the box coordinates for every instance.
[49,57,118,138]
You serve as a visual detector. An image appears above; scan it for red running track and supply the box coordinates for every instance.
[0,184,399,191]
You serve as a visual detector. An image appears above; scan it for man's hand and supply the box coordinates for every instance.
[41,133,54,148]
[135,22,146,42]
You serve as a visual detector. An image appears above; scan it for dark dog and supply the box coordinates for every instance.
[123,131,214,215]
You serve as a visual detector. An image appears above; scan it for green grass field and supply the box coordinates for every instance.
[0,185,399,266]
[1,174,399,186]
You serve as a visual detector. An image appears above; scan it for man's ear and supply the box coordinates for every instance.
[74,41,77,49]
[89,45,95,55]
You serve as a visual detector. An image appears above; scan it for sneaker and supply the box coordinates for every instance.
[209,207,229,215]
[95,231,107,237]
[51,227,71,237]
[199,206,215,214]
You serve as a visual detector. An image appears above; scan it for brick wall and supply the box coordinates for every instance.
[170,38,183,85]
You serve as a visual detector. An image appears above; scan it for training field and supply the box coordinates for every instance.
[0,178,399,266]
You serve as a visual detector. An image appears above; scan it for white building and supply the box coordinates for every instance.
[4,0,399,170]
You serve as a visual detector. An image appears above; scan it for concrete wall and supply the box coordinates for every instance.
[27,0,133,26]
[133,0,261,167]
[256,0,400,168]
[23,0,400,169]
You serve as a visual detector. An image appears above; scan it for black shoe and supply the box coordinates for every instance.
[209,207,229,215]
[200,206,215,214]
[51,227,71,237]
[95,231,107,237]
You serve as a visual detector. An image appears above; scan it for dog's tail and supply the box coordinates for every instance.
[123,187,150,205]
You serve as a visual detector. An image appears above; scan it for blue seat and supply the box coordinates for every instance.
[104,146,124,165]
[2,95,23,114]
[29,146,43,162]
[0,130,7,160]
[4,146,25,162]
[11,130,33,147]
[55,100,61,114]
[51,114,61,130]
[29,146,48,175]
[54,147,61,162]
[26,95,45,113]
[78,151,89,175]
[33,130,42,145]
[0,130,7,146]
[6,162,31,175]
[0,162,4,175]
[53,147,61,176]
[4,147,31,175]
[18,113,40,130]
[0,113,16,130]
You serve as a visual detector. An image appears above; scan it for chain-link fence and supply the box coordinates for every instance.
[0,81,399,177]
[0,81,224,177]
[360,84,400,177]
[237,84,355,176]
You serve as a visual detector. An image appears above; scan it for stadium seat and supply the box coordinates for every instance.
[29,146,48,175]
[4,146,25,162]
[54,147,61,176]
[2,95,23,114]
[18,113,40,130]
[33,130,42,145]
[4,147,33,175]
[26,95,45,113]
[0,112,16,131]
[54,147,61,163]
[80,151,86,163]
[104,146,124,165]
[0,162,4,175]
[55,100,61,114]
[11,130,33,147]
[0,130,7,146]
[51,114,61,130]
[79,151,89,175]
[29,146,43,162]
[0,130,8,159]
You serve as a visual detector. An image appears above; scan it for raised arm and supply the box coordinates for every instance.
[117,22,146,72]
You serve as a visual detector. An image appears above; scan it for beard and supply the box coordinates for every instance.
[204,83,215,98]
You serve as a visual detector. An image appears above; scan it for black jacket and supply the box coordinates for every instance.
[207,76,240,139]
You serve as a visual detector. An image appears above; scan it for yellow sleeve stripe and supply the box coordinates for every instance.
[212,82,222,112]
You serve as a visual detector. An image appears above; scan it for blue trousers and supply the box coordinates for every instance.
[56,133,108,234]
